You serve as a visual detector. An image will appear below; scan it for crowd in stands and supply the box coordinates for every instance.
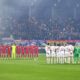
[1,16,80,40]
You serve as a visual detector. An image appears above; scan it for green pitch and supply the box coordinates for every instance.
[0,54,80,80]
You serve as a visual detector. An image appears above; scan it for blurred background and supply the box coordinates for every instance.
[0,0,80,40]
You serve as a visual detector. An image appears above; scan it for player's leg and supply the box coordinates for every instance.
[54,54,56,64]
[33,46,38,62]
[68,56,70,64]
[59,53,61,64]
[60,53,62,64]
[77,53,79,63]
[51,52,54,64]
[3,52,5,59]
[56,53,59,64]
[46,52,50,64]
[70,53,73,64]
[12,52,15,59]
[57,56,59,64]
[1,46,3,59]
[16,46,20,59]
[46,56,49,64]
[61,53,63,64]
[51,51,53,64]
[64,52,66,63]
[28,46,31,58]
[78,53,80,63]
[73,51,77,64]
[67,53,70,64]
[47,57,50,64]
[61,55,63,64]
[55,53,57,64]
[62,53,64,64]
[62,52,65,64]
[57,52,60,64]
[14,52,16,59]
[74,55,78,64]
[0,52,1,58]
[59,57,61,64]
[66,53,69,63]
[26,47,29,58]
[0,50,2,58]
[2,47,4,59]
[12,52,13,59]
[8,46,11,59]
[62,52,64,64]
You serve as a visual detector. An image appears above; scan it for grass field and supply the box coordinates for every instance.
[0,54,80,80]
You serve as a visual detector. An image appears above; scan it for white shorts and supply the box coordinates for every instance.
[57,51,64,57]
[70,51,73,57]
[65,52,69,57]
[46,51,51,57]
[57,52,61,57]
[70,53,73,57]
[60,51,64,57]
[51,52,56,57]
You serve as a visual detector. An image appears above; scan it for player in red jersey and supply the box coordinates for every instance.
[16,46,21,58]
[28,46,33,58]
[1,45,7,58]
[21,46,25,58]
[0,45,2,57]
[30,45,39,58]
[6,46,11,58]
[32,45,39,62]
[33,45,39,57]
[0,45,3,58]
[25,46,29,58]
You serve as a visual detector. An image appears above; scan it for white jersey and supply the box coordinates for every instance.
[56,46,61,57]
[68,45,74,56]
[65,46,70,52]
[64,46,70,57]
[45,45,51,57]
[59,46,65,57]
[56,46,59,53]
[50,46,56,57]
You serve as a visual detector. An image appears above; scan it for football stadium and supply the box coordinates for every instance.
[0,0,80,80]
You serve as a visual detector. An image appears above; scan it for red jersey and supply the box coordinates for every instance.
[21,46,25,55]
[29,46,34,54]
[7,46,11,56]
[0,45,2,54]
[2,46,7,54]
[33,46,39,57]
[29,46,34,57]
[25,46,29,54]
[16,46,21,54]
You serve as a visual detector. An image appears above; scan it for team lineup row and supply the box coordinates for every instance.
[45,44,80,64]
[0,45,39,59]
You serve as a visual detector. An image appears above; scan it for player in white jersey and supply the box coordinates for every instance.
[68,45,74,63]
[64,45,70,63]
[56,46,60,64]
[50,46,56,64]
[45,44,51,64]
[64,44,74,64]
[59,46,65,64]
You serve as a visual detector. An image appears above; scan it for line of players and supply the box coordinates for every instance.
[0,45,39,59]
[45,44,75,64]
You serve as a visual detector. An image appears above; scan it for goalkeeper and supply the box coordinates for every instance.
[74,46,79,64]
[78,46,80,63]
[12,43,16,59]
